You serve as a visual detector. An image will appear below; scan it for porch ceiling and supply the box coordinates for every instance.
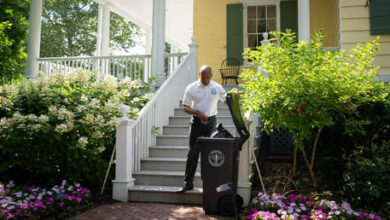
[94,0,193,50]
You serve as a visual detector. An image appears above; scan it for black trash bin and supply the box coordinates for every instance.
[197,92,249,216]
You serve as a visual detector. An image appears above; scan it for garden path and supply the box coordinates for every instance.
[72,202,233,220]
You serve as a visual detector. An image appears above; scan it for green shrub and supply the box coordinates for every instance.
[240,30,388,188]
[312,94,390,188]
[0,71,153,189]
[343,141,390,216]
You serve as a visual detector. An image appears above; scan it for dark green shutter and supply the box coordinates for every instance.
[370,0,390,35]
[226,4,243,63]
[280,0,298,36]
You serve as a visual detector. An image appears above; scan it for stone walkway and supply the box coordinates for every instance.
[72,202,234,220]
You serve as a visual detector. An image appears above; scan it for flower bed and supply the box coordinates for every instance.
[0,180,91,219]
[244,193,381,220]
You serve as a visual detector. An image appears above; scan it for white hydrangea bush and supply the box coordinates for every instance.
[0,70,154,187]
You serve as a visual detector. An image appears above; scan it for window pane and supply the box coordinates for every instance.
[248,20,256,33]
[257,34,264,46]
[248,6,256,19]
[267,19,276,32]
[267,5,276,19]
[248,34,257,48]
[257,20,266,33]
[257,6,266,19]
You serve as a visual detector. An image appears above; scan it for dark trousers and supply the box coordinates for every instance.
[184,115,216,186]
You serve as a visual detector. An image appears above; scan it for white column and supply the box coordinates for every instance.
[237,112,257,206]
[96,4,110,56]
[26,0,43,78]
[145,28,153,54]
[151,0,166,86]
[96,3,110,77]
[144,29,153,82]
[298,0,310,42]
[188,36,198,82]
[96,5,103,56]
[112,105,135,202]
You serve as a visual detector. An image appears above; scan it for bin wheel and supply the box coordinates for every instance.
[218,194,243,216]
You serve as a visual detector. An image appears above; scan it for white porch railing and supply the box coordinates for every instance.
[112,37,198,201]
[37,52,187,82]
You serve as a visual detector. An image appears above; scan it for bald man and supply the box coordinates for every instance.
[177,65,227,193]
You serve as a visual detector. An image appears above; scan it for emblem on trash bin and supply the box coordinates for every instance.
[208,150,225,167]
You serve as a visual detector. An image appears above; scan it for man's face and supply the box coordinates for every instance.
[200,71,212,86]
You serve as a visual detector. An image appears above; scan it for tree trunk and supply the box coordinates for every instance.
[310,129,321,169]
[301,148,317,189]
[293,147,297,177]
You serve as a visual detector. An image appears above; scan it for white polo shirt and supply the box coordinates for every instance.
[182,80,227,117]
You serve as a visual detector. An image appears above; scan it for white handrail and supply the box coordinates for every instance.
[112,38,197,200]
[130,38,198,172]
[37,53,187,82]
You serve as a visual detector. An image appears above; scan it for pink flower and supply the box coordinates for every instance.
[57,202,64,208]
[19,204,28,209]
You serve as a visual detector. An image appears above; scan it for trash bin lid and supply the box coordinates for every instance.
[226,92,250,148]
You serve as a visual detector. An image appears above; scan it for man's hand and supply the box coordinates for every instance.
[233,90,240,99]
[183,105,208,124]
[197,111,208,125]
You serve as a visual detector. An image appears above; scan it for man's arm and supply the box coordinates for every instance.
[183,105,208,122]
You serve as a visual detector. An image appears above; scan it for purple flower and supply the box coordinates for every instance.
[6,181,15,188]
[26,186,35,191]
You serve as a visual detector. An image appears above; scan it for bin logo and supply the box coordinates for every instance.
[208,150,225,167]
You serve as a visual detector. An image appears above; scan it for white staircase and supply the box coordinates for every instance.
[111,37,253,205]
[128,102,235,204]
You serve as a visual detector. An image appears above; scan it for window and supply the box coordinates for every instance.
[246,4,277,49]
[369,0,390,35]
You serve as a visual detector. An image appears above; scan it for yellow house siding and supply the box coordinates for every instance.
[340,0,390,76]
[194,0,242,84]
[310,0,339,47]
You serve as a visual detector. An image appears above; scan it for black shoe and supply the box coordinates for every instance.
[176,184,193,193]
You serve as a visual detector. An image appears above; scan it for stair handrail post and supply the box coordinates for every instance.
[188,36,198,82]
[112,104,135,202]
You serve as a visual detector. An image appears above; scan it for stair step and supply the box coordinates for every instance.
[156,135,189,146]
[133,170,202,187]
[163,125,236,135]
[149,146,189,158]
[174,108,230,116]
[169,116,234,126]
[141,157,200,172]
[128,185,203,204]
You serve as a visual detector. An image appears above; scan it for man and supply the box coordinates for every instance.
[177,65,227,193]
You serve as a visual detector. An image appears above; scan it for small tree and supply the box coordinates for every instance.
[240,30,388,189]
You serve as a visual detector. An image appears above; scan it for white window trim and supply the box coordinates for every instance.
[243,0,281,50]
